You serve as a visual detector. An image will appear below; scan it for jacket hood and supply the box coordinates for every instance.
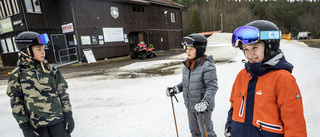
[245,50,293,76]
[206,55,214,63]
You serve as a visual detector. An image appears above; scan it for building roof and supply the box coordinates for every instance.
[198,31,222,37]
[147,0,185,8]
[116,0,184,8]
[129,0,150,4]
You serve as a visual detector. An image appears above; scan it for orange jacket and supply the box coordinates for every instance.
[225,55,307,137]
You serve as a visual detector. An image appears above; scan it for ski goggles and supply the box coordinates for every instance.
[37,33,50,45]
[181,36,195,47]
[232,26,281,47]
[181,36,207,47]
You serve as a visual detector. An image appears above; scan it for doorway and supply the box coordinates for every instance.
[50,34,78,66]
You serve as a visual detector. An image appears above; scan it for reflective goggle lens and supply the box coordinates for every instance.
[181,36,195,46]
[37,33,50,45]
[232,26,259,47]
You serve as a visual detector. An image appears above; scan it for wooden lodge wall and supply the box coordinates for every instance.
[0,0,184,66]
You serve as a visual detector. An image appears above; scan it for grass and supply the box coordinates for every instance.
[298,39,320,48]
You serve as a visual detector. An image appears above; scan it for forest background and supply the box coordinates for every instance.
[173,0,320,39]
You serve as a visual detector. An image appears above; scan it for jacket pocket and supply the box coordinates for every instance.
[239,96,245,117]
[257,120,283,131]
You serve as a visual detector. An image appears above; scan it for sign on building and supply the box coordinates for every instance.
[0,18,13,34]
[103,28,124,42]
[61,23,74,33]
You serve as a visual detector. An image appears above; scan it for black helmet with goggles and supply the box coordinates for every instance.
[232,20,281,62]
[182,33,207,58]
[15,31,50,57]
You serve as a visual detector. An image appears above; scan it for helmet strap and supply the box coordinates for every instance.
[27,47,31,56]
[20,51,32,60]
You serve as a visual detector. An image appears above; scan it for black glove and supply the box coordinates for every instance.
[166,87,178,97]
[194,100,209,112]
[224,127,231,137]
[64,112,75,133]
[19,122,39,137]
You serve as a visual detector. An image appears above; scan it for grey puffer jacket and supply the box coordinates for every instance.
[175,55,218,112]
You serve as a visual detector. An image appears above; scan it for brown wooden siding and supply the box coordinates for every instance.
[0,0,184,66]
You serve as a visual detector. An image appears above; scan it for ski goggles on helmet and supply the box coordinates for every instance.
[232,26,281,48]
[37,33,50,45]
[181,36,195,47]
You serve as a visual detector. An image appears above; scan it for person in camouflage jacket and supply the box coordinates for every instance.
[6,31,74,137]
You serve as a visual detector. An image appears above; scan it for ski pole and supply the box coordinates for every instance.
[200,93,208,137]
[171,94,179,137]
[202,113,208,137]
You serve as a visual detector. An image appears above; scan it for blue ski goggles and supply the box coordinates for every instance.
[37,33,50,45]
[232,26,281,47]
[181,36,195,47]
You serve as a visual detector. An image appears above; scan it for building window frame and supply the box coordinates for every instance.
[1,37,18,54]
[24,0,41,13]
[0,0,19,18]
[170,12,176,23]
[132,6,144,12]
[1,39,8,53]
[11,0,18,14]
[3,0,12,16]
[0,2,5,18]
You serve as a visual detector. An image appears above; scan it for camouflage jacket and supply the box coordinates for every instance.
[6,57,71,129]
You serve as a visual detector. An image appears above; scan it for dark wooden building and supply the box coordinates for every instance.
[0,0,184,66]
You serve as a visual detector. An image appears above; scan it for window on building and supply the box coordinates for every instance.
[0,2,5,18]
[1,39,8,53]
[0,0,19,18]
[11,0,19,14]
[1,37,18,53]
[132,6,144,12]
[24,0,41,13]
[12,36,18,51]
[171,12,176,23]
[3,0,11,16]
[6,37,14,52]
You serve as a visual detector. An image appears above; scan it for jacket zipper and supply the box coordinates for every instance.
[187,69,191,107]
[239,96,245,117]
[257,120,283,131]
[35,70,40,82]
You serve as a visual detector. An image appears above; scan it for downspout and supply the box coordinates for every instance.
[20,0,29,31]
[70,0,82,62]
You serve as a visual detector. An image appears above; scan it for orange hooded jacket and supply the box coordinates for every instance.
[225,55,307,137]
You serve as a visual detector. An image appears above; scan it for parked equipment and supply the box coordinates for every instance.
[130,42,156,60]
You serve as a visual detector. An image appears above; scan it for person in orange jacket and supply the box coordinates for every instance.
[224,20,307,137]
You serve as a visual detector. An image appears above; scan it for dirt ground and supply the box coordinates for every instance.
[299,39,320,48]
[0,50,185,81]
[0,39,319,81]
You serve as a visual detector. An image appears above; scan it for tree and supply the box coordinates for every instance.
[191,10,202,33]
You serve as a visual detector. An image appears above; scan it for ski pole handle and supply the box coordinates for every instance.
[173,94,179,103]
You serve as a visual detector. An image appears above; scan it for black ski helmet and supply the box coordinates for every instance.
[15,31,46,57]
[245,20,281,62]
[181,33,207,58]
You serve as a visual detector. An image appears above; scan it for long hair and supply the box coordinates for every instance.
[185,55,207,70]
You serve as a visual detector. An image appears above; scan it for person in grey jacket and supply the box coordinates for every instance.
[167,33,218,137]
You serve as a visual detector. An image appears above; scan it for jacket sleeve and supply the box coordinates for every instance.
[202,62,218,103]
[277,75,307,137]
[54,67,72,113]
[6,69,29,125]
[175,82,183,93]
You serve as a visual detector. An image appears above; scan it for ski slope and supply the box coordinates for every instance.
[0,33,319,136]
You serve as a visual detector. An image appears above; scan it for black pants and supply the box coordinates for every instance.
[35,122,71,137]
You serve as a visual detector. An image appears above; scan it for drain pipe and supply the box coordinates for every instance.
[20,0,29,31]
[70,0,82,62]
